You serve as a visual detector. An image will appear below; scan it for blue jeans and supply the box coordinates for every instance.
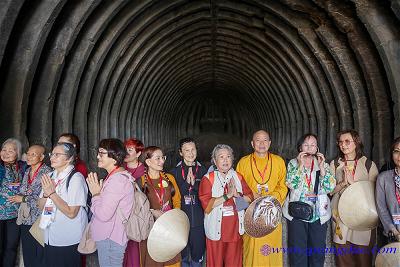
[96,239,127,267]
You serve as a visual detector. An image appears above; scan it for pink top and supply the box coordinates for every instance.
[90,170,134,246]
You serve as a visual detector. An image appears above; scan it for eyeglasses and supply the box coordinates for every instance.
[337,140,355,146]
[97,150,108,157]
[49,152,68,158]
[152,155,167,161]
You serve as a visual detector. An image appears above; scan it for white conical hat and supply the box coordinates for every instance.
[338,181,378,231]
[375,242,400,267]
[244,196,282,238]
[147,209,190,262]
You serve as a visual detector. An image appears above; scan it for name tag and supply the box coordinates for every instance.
[257,184,268,194]
[184,195,195,205]
[393,214,400,225]
[305,193,317,202]
[8,182,20,192]
[222,205,234,217]
[44,205,54,215]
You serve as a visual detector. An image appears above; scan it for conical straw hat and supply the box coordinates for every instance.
[244,196,282,238]
[147,209,190,262]
[375,242,400,267]
[338,181,378,231]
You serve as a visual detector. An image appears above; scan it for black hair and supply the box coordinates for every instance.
[296,133,318,153]
[178,137,197,151]
[98,139,127,167]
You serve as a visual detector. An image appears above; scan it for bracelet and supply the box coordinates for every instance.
[48,191,56,198]
[223,194,228,201]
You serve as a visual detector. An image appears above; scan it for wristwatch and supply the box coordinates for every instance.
[223,194,229,201]
[22,195,27,203]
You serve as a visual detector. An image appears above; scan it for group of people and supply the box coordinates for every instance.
[0,129,399,267]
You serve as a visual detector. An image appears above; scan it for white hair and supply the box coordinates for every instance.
[2,138,23,160]
[211,144,234,166]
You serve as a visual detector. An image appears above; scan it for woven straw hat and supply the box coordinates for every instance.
[147,209,190,262]
[375,242,400,267]
[244,196,282,238]
[338,181,378,231]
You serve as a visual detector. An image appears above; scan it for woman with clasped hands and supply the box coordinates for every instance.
[199,144,253,267]
[38,142,88,267]
[87,139,134,267]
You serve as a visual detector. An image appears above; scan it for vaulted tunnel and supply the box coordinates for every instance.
[0,0,399,169]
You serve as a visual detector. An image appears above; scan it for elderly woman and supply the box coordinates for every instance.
[139,146,181,267]
[199,144,253,267]
[376,137,400,243]
[38,142,88,267]
[8,144,51,267]
[0,138,27,267]
[58,133,88,177]
[330,129,379,267]
[282,133,335,267]
[123,137,145,267]
[87,139,134,267]
[170,138,207,267]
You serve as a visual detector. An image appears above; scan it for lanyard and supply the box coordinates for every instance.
[147,173,165,206]
[28,162,43,185]
[181,163,199,192]
[104,166,120,181]
[249,152,272,185]
[305,160,314,191]
[344,159,358,177]
[252,153,270,183]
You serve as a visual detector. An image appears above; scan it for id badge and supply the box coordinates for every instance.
[222,205,234,216]
[257,184,262,194]
[44,205,54,215]
[305,193,317,202]
[257,184,268,195]
[8,182,20,192]
[184,195,192,205]
[393,214,400,225]
[263,184,269,193]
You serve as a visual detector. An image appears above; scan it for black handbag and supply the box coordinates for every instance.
[288,171,320,221]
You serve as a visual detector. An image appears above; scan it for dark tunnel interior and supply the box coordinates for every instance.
[0,0,399,170]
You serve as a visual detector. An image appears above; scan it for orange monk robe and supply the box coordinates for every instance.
[236,153,288,267]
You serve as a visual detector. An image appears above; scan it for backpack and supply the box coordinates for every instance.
[118,174,154,242]
[66,169,93,221]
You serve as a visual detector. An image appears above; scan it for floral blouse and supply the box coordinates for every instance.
[0,161,27,220]
[286,158,336,222]
[18,164,52,225]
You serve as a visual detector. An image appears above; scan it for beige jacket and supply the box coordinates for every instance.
[330,156,378,245]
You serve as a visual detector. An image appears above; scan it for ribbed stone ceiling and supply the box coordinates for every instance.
[0,0,399,167]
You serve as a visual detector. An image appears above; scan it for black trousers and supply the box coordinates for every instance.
[181,225,206,262]
[0,218,21,267]
[20,224,44,267]
[44,243,81,267]
[287,218,328,267]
